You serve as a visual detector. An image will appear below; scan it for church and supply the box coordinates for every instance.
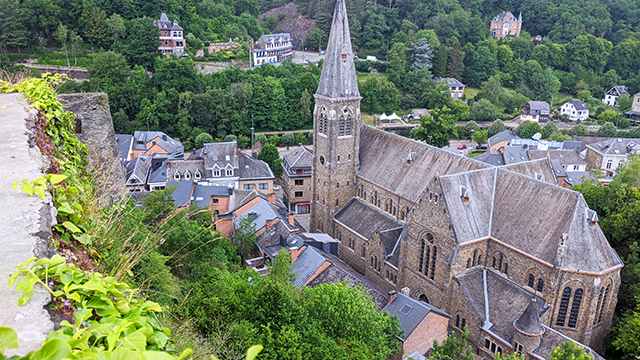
[309,0,623,358]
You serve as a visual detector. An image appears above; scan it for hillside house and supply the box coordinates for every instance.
[602,86,629,107]
[490,11,522,39]
[560,100,589,122]
[624,93,640,123]
[252,33,293,67]
[433,77,465,100]
[153,13,185,56]
[522,101,550,123]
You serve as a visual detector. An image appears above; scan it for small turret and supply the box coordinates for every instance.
[513,297,546,355]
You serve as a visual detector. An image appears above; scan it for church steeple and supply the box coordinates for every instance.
[310,0,361,234]
[315,0,360,99]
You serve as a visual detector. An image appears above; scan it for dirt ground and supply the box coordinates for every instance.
[259,3,316,50]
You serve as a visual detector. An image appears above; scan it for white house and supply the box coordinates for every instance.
[252,33,293,67]
[560,99,589,122]
[602,86,629,106]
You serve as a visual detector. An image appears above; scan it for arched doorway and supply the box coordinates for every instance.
[419,294,429,304]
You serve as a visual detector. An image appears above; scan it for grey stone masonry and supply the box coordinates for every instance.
[0,93,55,355]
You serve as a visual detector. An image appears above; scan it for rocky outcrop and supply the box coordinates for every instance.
[58,93,125,207]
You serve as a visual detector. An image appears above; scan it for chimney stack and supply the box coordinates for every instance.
[266,218,274,229]
[268,193,276,204]
[288,212,295,226]
[388,290,397,304]
[291,246,305,263]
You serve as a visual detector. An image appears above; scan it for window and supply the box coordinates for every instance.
[456,315,460,327]
[596,159,600,167]
[213,169,221,177]
[528,274,535,287]
[174,171,180,181]
[556,287,572,326]
[430,246,437,279]
[295,191,303,197]
[194,170,201,179]
[361,246,365,258]
[424,246,431,277]
[243,184,253,190]
[296,169,302,175]
[419,240,425,273]
[537,279,544,292]
[212,199,219,204]
[259,183,269,190]
[295,179,303,186]
[226,168,233,176]
[185,170,191,180]
[567,289,583,328]
[467,258,471,268]
[336,199,339,206]
[606,160,612,170]
[336,182,339,188]
[339,116,345,136]
[597,284,610,324]
[515,342,523,356]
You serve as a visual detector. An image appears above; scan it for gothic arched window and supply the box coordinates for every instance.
[597,284,610,324]
[528,274,535,288]
[537,279,544,292]
[419,240,425,273]
[346,115,352,135]
[424,246,431,277]
[556,287,572,326]
[568,289,583,328]
[473,250,478,266]
[339,116,345,136]
[430,246,437,280]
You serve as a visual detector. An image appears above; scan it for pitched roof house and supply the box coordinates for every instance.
[560,99,589,122]
[522,101,551,123]
[602,86,629,106]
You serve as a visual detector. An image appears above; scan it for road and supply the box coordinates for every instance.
[442,139,476,156]
[291,51,324,64]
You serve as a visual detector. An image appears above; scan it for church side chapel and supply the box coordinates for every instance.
[309,0,623,358]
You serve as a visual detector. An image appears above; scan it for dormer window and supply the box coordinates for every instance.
[587,209,598,226]
[184,170,191,180]
[535,172,545,182]
[460,186,469,202]
[341,54,347,61]
[226,166,233,176]
[173,170,180,181]
[213,169,221,177]
[194,169,201,179]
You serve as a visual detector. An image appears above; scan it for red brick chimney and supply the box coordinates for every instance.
[291,245,306,263]
[387,290,397,304]
[266,218,274,229]
[268,193,276,204]
[288,212,295,226]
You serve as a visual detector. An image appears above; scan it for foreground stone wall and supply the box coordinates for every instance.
[58,93,125,207]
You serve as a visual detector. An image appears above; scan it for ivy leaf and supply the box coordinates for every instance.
[142,351,175,360]
[48,174,66,185]
[30,338,71,360]
[61,221,81,234]
[21,183,34,196]
[33,185,46,200]
[14,274,38,292]
[246,345,263,360]
[0,327,19,352]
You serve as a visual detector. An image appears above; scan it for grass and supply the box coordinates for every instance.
[468,150,485,157]
[361,114,376,125]
[465,86,480,99]
[553,93,574,107]
[356,72,387,84]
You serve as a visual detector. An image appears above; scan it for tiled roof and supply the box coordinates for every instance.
[291,246,329,288]
[488,130,515,148]
[383,292,450,341]
[334,198,399,240]
[238,152,274,180]
[528,150,585,166]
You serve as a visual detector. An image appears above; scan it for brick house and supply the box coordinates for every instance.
[153,13,185,56]
[310,0,622,358]
[490,11,522,39]
[585,138,639,178]
[281,144,313,214]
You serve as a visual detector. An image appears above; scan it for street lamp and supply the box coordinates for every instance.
[251,115,254,150]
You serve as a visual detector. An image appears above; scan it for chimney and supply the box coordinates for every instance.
[288,212,295,226]
[252,152,258,159]
[387,290,397,304]
[228,184,234,195]
[266,218,274,229]
[291,246,304,263]
[268,193,276,204]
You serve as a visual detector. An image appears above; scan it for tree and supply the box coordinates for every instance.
[430,326,474,360]
[465,121,480,135]
[360,76,382,113]
[126,17,159,70]
[487,120,506,137]
[618,94,633,113]
[107,13,126,44]
[234,215,257,259]
[299,90,313,126]
[89,51,130,88]
[432,46,447,78]
[472,130,488,147]
[577,90,591,101]
[628,126,640,138]
[529,67,560,103]
[569,124,589,137]
[258,143,282,176]
[596,122,617,137]
[467,45,497,85]
[446,40,463,80]
[304,28,327,50]
[0,0,27,52]
[517,121,543,139]
[470,99,500,122]
[68,31,83,67]
[550,341,593,360]
[195,133,213,149]
[410,38,433,71]
[21,0,60,37]
[386,42,408,89]
[84,7,110,49]
[254,133,268,147]
[542,122,559,139]
[281,132,296,147]
[548,132,571,141]
[224,134,238,143]
[53,23,70,67]
[413,105,457,148]
[597,109,619,125]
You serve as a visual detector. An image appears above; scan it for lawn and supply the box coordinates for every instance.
[465,87,480,99]
[468,150,485,157]
[361,114,376,125]
[357,72,387,84]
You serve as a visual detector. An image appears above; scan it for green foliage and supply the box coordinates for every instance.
[194,133,213,149]
[542,122,559,139]
[413,106,458,148]
[472,130,488,146]
[516,121,541,139]
[254,133,268,147]
[126,18,159,71]
[550,341,593,360]
[84,7,109,49]
[224,134,238,143]
[470,99,500,122]
[258,143,282,176]
[548,132,572,142]
[598,109,620,125]
[570,124,590,137]
[281,132,296,147]
[431,326,474,360]
[596,122,618,137]
[487,120,506,137]
[410,38,434,71]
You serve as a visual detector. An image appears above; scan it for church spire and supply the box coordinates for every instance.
[315,0,360,99]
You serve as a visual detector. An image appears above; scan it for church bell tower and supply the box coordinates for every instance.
[310,0,361,234]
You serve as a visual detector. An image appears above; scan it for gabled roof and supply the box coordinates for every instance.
[488,130,515,148]
[166,180,230,208]
[358,125,489,203]
[291,246,329,288]
[528,150,585,166]
[204,142,239,170]
[154,13,172,29]
[315,0,360,99]
[586,138,640,156]
[440,168,622,273]
[433,77,464,87]
[170,20,183,31]
[238,152,274,180]
[334,198,399,240]
[283,145,313,169]
[379,225,405,267]
[503,145,529,164]
[167,160,206,181]
[526,101,550,111]
[564,99,588,111]
[492,11,519,22]
[383,292,450,341]
[148,159,168,184]
[125,156,151,185]
[606,86,629,97]
[115,134,132,162]
[234,199,280,230]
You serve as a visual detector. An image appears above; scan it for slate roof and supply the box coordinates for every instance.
[291,246,329,288]
[503,145,530,164]
[492,11,519,22]
[456,269,545,344]
[257,219,299,258]
[564,99,588,111]
[606,86,629,97]
[528,150,585,166]
[307,250,390,309]
[565,171,594,186]
[379,225,405,267]
[238,152,274,180]
[334,198,399,240]
[550,159,567,178]
[171,20,183,31]
[433,77,464,88]
[532,327,605,360]
[148,159,168,184]
[166,180,193,207]
[154,13,172,29]
[358,125,489,203]
[167,160,206,181]
[586,138,640,156]
[234,199,280,230]
[282,145,313,174]
[131,131,183,158]
[475,150,505,166]
[125,156,151,185]
[166,180,230,208]
[488,130,515,148]
[203,142,239,170]
[514,298,545,336]
[527,101,550,111]
[440,168,622,273]
[256,33,291,48]
[315,0,360,99]
[115,134,132,162]
[503,157,557,185]
[383,292,451,341]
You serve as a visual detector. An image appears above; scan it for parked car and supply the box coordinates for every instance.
[475,144,488,150]
[457,144,467,150]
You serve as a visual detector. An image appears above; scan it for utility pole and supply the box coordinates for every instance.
[251,115,254,150]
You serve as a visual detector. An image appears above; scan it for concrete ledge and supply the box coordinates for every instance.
[0,93,55,355]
